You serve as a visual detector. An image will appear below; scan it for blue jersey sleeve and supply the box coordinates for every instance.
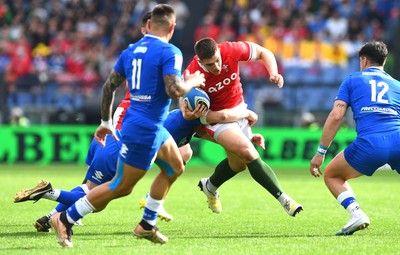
[336,75,352,105]
[113,48,130,78]
[162,45,183,77]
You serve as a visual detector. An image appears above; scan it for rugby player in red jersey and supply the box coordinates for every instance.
[184,37,303,216]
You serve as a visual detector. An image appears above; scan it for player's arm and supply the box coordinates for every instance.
[94,69,126,146]
[310,99,347,177]
[179,98,258,125]
[164,71,205,99]
[206,108,258,125]
[249,42,284,88]
[318,99,347,149]
[101,69,126,122]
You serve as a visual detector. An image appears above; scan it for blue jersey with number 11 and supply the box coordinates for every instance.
[114,34,183,123]
[336,67,400,136]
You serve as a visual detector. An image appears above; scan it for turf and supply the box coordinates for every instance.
[0,164,399,255]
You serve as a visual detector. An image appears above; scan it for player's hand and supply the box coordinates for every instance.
[186,70,205,89]
[182,101,207,120]
[94,120,119,147]
[251,134,265,150]
[310,154,324,177]
[246,110,258,126]
[270,73,284,88]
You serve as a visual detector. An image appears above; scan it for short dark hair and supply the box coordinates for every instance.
[194,37,218,60]
[141,11,152,26]
[151,4,175,29]
[358,41,388,66]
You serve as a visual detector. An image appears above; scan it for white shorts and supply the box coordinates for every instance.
[202,103,253,141]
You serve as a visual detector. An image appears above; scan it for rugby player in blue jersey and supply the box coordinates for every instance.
[47,4,206,247]
[13,91,259,232]
[310,41,400,236]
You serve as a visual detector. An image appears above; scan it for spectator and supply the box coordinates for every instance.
[193,11,220,43]
[1,0,399,126]
[167,0,190,49]
[10,106,30,126]
[325,9,348,41]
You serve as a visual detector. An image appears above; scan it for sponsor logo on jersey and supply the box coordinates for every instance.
[131,95,152,102]
[362,71,393,80]
[360,106,398,115]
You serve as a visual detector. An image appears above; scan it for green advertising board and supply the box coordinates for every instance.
[0,126,356,167]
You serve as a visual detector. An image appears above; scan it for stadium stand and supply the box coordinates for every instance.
[0,0,399,126]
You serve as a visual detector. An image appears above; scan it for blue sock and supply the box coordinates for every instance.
[56,185,86,207]
[67,204,83,222]
[143,207,158,226]
[55,203,68,212]
[341,197,356,209]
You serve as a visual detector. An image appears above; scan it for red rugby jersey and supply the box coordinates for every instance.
[113,89,130,130]
[185,41,256,111]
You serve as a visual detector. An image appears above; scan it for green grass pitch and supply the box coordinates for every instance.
[0,164,399,255]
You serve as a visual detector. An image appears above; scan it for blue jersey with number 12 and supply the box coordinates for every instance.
[336,67,400,136]
[114,34,183,123]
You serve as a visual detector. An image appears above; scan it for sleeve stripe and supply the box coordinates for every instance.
[248,42,257,61]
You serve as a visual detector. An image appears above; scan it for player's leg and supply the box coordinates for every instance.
[324,151,370,235]
[37,136,120,232]
[13,180,89,232]
[217,124,303,216]
[34,183,90,232]
[179,143,193,164]
[134,135,184,243]
[198,151,244,213]
[139,141,192,220]
[50,160,147,247]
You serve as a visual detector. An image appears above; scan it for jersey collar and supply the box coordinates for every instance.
[144,33,168,43]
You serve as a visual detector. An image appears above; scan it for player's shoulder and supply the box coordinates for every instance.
[219,41,250,57]
[220,41,249,50]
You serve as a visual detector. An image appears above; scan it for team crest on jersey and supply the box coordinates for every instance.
[222,64,229,73]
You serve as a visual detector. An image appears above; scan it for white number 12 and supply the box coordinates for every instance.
[369,79,388,103]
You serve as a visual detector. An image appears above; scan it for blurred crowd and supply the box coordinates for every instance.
[0,0,399,126]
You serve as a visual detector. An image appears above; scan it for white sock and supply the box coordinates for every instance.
[346,202,363,217]
[144,195,164,226]
[42,189,61,201]
[46,209,59,219]
[337,190,363,217]
[277,193,290,206]
[206,179,218,194]
[80,184,90,194]
[337,190,353,204]
[66,196,95,224]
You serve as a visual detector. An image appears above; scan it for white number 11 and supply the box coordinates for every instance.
[131,58,142,90]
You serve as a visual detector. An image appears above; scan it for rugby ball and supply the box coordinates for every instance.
[183,88,210,111]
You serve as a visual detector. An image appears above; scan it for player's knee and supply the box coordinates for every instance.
[181,149,193,164]
[113,185,133,198]
[237,147,258,163]
[174,164,185,176]
[228,159,246,172]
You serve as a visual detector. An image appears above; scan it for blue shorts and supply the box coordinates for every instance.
[85,132,122,185]
[344,131,400,176]
[120,119,171,170]
[164,109,200,147]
